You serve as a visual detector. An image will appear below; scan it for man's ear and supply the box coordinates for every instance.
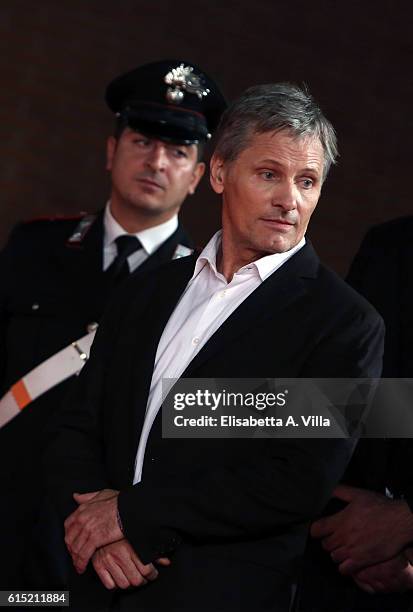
[106,136,117,171]
[187,162,206,195]
[210,154,225,194]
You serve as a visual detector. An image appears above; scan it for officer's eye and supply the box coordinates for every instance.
[260,171,275,180]
[173,148,188,159]
[132,137,150,146]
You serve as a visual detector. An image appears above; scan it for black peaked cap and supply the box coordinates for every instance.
[105,59,227,144]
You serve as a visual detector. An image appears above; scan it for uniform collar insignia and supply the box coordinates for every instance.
[66,214,97,246]
[172,244,194,259]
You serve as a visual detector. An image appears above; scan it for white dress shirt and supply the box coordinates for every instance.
[133,230,305,484]
[103,202,179,272]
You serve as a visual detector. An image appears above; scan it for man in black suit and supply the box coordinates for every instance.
[300,219,413,610]
[0,59,226,588]
[44,83,384,611]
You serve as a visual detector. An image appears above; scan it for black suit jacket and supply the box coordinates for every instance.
[298,220,413,612]
[44,241,384,611]
[0,211,191,588]
[347,218,413,506]
[348,219,413,612]
[347,217,413,379]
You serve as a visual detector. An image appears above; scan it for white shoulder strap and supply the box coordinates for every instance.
[0,329,97,429]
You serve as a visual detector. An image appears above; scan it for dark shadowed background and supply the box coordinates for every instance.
[1,0,411,275]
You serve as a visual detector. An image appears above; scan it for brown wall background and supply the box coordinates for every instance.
[0,0,411,276]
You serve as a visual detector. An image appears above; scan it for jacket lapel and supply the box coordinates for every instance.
[135,253,197,353]
[125,255,197,466]
[182,242,319,377]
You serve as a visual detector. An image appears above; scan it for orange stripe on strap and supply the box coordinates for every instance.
[11,380,31,410]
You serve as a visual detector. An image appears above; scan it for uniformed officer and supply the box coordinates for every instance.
[0,59,226,589]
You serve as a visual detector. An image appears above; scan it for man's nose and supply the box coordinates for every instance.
[271,181,298,211]
[145,143,168,171]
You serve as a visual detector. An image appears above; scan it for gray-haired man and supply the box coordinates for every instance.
[44,83,384,611]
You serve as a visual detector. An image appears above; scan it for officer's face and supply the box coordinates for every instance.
[210,129,324,259]
[106,128,205,229]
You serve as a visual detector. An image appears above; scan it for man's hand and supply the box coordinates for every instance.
[352,554,413,594]
[64,489,123,574]
[311,485,413,575]
[92,539,171,590]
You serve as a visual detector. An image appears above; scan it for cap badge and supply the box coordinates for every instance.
[164,64,210,104]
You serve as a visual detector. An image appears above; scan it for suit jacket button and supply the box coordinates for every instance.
[31,303,40,311]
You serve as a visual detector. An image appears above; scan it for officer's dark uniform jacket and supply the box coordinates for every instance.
[0,210,191,589]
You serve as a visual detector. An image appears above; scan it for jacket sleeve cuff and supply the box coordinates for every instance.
[118,485,182,564]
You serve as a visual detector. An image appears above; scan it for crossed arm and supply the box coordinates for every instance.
[67,483,413,594]
[311,484,413,593]
[64,488,170,590]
